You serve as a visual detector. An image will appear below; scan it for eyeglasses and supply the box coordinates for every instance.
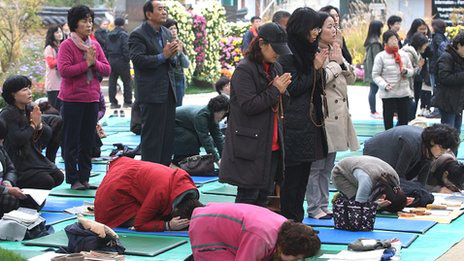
[311,28,322,34]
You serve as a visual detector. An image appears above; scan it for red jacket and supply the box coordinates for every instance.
[94,157,197,231]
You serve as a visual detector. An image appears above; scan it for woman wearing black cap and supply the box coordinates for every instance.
[0,75,64,191]
[219,22,292,207]
[278,7,328,223]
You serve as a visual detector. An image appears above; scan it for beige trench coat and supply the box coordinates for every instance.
[323,54,360,153]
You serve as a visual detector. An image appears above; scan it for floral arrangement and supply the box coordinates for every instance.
[224,21,249,37]
[446,25,464,40]
[192,13,207,71]
[196,0,227,83]
[164,0,196,83]
[11,35,45,84]
[219,36,242,70]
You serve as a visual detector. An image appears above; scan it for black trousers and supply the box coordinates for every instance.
[281,162,312,222]
[140,88,176,165]
[62,102,98,184]
[0,194,19,217]
[17,169,64,190]
[382,97,409,130]
[109,59,132,105]
[236,151,280,207]
[41,114,63,164]
[47,91,61,111]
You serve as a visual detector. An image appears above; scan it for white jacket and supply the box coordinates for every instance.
[372,50,414,99]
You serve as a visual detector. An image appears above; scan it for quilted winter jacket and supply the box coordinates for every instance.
[372,50,414,99]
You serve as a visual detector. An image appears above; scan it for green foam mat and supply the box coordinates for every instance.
[202,185,237,196]
[199,193,235,203]
[49,187,98,198]
[23,230,187,257]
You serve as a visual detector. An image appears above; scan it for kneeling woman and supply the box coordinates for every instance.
[189,203,320,260]
[94,157,203,232]
[332,155,408,212]
[0,75,64,190]
[172,95,229,166]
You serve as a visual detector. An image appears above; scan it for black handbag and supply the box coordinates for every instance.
[332,194,377,231]
[178,154,215,176]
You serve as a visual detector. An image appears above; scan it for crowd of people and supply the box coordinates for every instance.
[1,1,464,260]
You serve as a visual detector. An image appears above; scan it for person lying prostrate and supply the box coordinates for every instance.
[188,203,320,261]
[363,124,460,184]
[94,156,203,232]
[0,75,64,190]
[332,156,410,212]
[426,152,464,193]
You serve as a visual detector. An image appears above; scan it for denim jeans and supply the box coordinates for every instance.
[368,82,379,113]
[439,109,462,134]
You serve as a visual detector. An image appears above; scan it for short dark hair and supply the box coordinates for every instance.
[432,160,464,190]
[372,174,407,212]
[411,32,429,50]
[382,30,400,45]
[276,221,321,258]
[207,95,229,113]
[432,18,447,35]
[215,77,230,95]
[0,119,7,140]
[114,17,125,27]
[67,5,94,32]
[319,5,339,15]
[2,75,32,105]
[250,16,261,23]
[387,15,402,28]
[452,32,464,49]
[272,11,291,24]
[143,0,155,20]
[163,18,178,31]
[171,194,204,219]
[422,124,461,159]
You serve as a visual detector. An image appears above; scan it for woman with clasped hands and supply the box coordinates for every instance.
[57,5,111,190]
[219,23,292,207]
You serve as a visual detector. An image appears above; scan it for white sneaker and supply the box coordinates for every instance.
[370,112,383,119]
[417,108,425,117]
[423,109,431,117]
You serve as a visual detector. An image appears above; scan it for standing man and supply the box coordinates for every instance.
[107,17,132,109]
[129,0,179,165]
[272,11,291,30]
[241,16,261,52]
[95,19,109,57]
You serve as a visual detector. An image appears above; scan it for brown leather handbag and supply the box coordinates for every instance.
[178,154,215,176]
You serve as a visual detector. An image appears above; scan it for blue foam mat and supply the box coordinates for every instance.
[40,212,76,225]
[304,217,436,234]
[101,134,140,146]
[316,227,418,247]
[191,176,219,185]
[114,228,189,237]
[42,198,90,212]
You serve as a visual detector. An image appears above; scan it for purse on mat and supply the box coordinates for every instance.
[178,154,215,176]
[332,194,377,231]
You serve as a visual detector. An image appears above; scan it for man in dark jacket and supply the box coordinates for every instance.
[241,16,261,52]
[129,0,179,165]
[363,124,460,184]
[0,119,25,217]
[94,20,109,57]
[434,32,464,133]
[107,17,132,108]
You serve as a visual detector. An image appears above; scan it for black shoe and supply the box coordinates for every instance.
[119,110,125,117]
[426,109,441,119]
[123,103,132,108]
[110,103,121,109]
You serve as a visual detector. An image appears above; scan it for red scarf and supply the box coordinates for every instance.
[385,46,403,72]
[250,26,258,37]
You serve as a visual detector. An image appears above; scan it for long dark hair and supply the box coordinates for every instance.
[364,20,383,47]
[406,18,427,43]
[45,26,62,49]
[244,37,266,63]
[286,7,320,72]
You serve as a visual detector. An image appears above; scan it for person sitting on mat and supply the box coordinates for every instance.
[0,75,64,190]
[363,124,460,185]
[171,95,228,167]
[0,119,26,217]
[188,203,320,260]
[332,155,411,212]
[425,152,464,194]
[94,156,204,232]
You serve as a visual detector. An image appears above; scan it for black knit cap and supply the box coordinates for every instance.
[258,23,292,56]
